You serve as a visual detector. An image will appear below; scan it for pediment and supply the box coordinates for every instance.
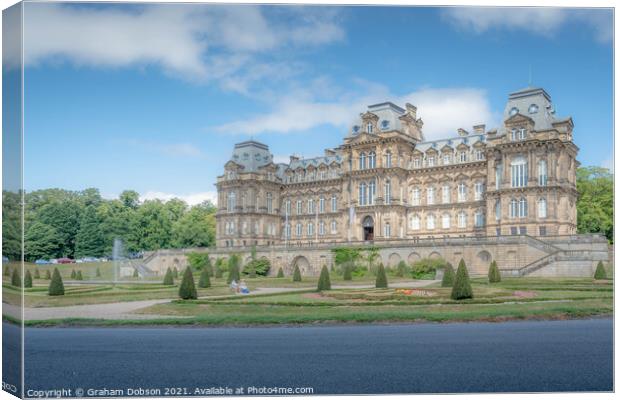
[505,113,534,125]
[225,160,244,170]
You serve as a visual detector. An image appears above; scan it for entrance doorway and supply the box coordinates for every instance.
[362,216,374,241]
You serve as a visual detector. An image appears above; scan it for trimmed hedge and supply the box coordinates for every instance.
[451,259,473,300]
[172,267,179,279]
[44,269,51,280]
[198,268,211,288]
[441,263,455,287]
[179,267,198,300]
[488,260,501,283]
[594,261,607,280]
[76,270,84,281]
[11,268,21,287]
[375,263,388,289]
[292,265,302,282]
[317,265,331,291]
[24,270,33,288]
[48,268,65,296]
[34,268,41,279]
[70,269,77,279]
[395,261,408,277]
[276,268,284,278]
[163,267,174,285]
[343,263,353,281]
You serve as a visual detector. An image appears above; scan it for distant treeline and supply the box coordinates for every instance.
[2,188,216,261]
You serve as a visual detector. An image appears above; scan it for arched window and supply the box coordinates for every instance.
[266,192,273,213]
[427,214,435,230]
[519,197,528,218]
[410,214,420,230]
[442,213,451,229]
[427,186,435,205]
[227,192,236,212]
[359,183,367,206]
[385,151,392,168]
[442,185,450,204]
[368,180,376,205]
[458,212,467,228]
[285,199,291,215]
[458,183,467,202]
[495,199,501,220]
[384,222,391,238]
[319,221,325,236]
[307,199,315,214]
[319,196,325,213]
[509,198,518,218]
[411,187,420,205]
[384,180,391,205]
[538,198,547,218]
[367,122,373,134]
[368,151,376,168]
[511,156,528,187]
[538,159,548,186]
[474,182,485,200]
[296,200,302,215]
[359,152,366,170]
[331,195,337,212]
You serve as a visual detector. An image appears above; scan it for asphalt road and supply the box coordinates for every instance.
[4,318,613,396]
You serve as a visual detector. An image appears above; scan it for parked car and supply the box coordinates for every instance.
[2,256,9,264]
[35,259,51,265]
[57,258,75,264]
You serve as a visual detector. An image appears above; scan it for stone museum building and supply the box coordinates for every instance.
[215,86,578,248]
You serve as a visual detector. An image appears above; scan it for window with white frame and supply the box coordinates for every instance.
[442,185,450,204]
[538,159,547,186]
[307,222,314,236]
[359,183,367,206]
[410,214,420,230]
[459,151,467,163]
[296,223,302,237]
[538,198,547,218]
[319,221,325,236]
[458,212,467,228]
[385,151,392,168]
[411,187,420,206]
[331,195,337,212]
[475,149,484,161]
[266,192,273,213]
[519,197,528,217]
[227,192,236,212]
[413,158,421,168]
[331,220,337,234]
[308,199,315,214]
[367,122,373,134]
[359,152,366,170]
[474,182,484,200]
[285,223,291,238]
[509,198,518,218]
[296,200,302,215]
[319,196,325,213]
[427,214,436,230]
[518,128,527,140]
[458,183,467,202]
[385,180,391,205]
[495,164,503,189]
[443,153,451,165]
[427,155,435,167]
[511,156,528,187]
[368,151,376,169]
[442,213,450,229]
[368,180,376,205]
[475,210,484,227]
[495,199,501,221]
[285,200,291,215]
[384,222,391,238]
[427,186,435,205]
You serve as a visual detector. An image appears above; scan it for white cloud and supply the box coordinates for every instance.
[440,7,612,42]
[140,191,218,206]
[22,3,345,86]
[215,84,495,142]
[125,139,205,158]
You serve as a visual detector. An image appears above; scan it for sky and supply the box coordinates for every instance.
[8,3,614,205]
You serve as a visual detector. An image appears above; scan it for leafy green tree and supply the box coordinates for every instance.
[2,191,22,261]
[317,265,331,291]
[451,259,473,300]
[128,200,174,251]
[163,267,174,285]
[364,247,380,272]
[179,267,198,300]
[594,261,607,279]
[76,270,83,281]
[227,254,241,284]
[34,268,41,279]
[36,199,82,258]
[10,268,21,287]
[44,269,51,280]
[48,268,65,296]
[172,202,216,248]
[292,265,302,282]
[119,190,140,209]
[488,261,501,283]
[276,268,284,278]
[198,268,211,288]
[75,205,106,258]
[332,247,361,270]
[441,263,455,287]
[577,167,613,242]
[375,263,388,288]
[24,270,33,288]
[24,221,62,261]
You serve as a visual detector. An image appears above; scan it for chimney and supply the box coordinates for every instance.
[289,155,299,163]
[405,103,417,119]
[457,128,469,137]
[473,124,486,134]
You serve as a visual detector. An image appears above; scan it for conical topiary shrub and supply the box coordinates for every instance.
[451,259,473,300]
[376,263,388,289]
[173,267,179,279]
[11,268,21,287]
[76,270,83,281]
[292,265,302,282]
[276,267,284,278]
[44,269,51,280]
[343,263,352,281]
[205,258,214,277]
[179,267,198,300]
[163,267,174,285]
[198,268,211,288]
[133,268,139,278]
[488,260,501,283]
[96,267,101,277]
[70,269,76,279]
[3,265,9,276]
[594,261,607,279]
[396,261,407,277]
[317,265,331,291]
[34,268,41,279]
[227,263,240,284]
[441,263,455,287]
[48,268,65,296]
[24,270,33,288]
[215,265,223,278]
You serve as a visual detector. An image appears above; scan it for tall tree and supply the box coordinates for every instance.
[75,205,106,258]
[24,221,62,261]
[36,200,82,257]
[576,167,613,242]
[172,202,216,248]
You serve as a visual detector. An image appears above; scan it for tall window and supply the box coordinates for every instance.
[384,180,391,205]
[319,221,325,236]
[367,122,373,134]
[410,215,420,230]
[458,212,467,228]
[458,183,467,202]
[519,197,528,218]
[296,223,302,237]
[385,151,392,168]
[427,155,435,167]
[538,198,547,218]
[459,151,467,163]
[427,214,436,230]
[475,211,484,227]
[331,195,337,212]
[538,159,548,186]
[319,196,325,213]
[266,193,273,213]
[296,200,302,215]
[384,223,391,238]
[307,222,314,236]
[443,153,451,165]
[475,149,484,161]
[331,220,337,234]
[308,199,315,214]
[495,164,503,190]
[413,158,421,168]
[412,187,420,206]
[442,213,450,229]
[368,180,376,205]
[368,151,376,168]
[511,156,528,187]
[442,185,450,204]
[474,182,484,201]
[427,187,435,205]
[285,223,291,238]
[359,183,367,206]
[359,152,366,170]
[509,198,518,218]
[495,199,501,221]
[285,200,291,215]
[227,192,236,212]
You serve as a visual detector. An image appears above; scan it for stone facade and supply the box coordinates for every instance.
[216,87,578,248]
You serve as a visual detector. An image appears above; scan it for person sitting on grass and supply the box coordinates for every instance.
[230,279,238,293]
[239,279,249,295]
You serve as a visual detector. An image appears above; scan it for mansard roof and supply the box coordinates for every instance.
[415,134,486,153]
[288,154,343,170]
[348,102,407,137]
[501,86,570,133]
[229,140,273,172]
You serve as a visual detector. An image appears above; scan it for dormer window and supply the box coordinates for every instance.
[528,104,539,114]
[427,156,435,167]
[367,122,373,134]
[413,158,421,168]
[381,120,390,130]
[509,107,519,116]
[353,125,360,134]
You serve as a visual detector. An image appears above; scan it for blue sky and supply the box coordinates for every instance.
[14,3,613,204]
